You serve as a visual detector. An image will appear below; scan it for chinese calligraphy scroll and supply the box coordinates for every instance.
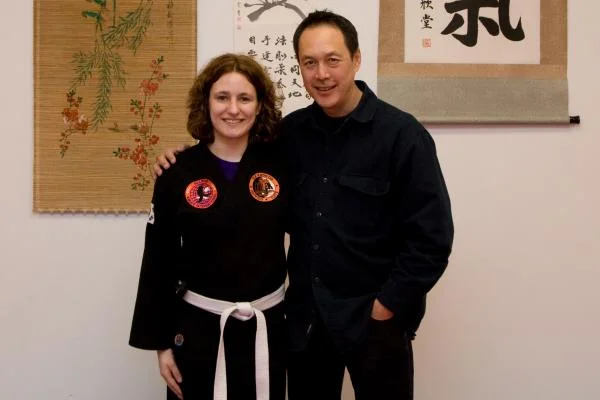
[233,0,316,115]
[378,0,569,123]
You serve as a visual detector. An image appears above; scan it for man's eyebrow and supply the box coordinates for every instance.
[300,51,342,60]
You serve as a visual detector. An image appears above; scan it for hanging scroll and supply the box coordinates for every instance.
[34,0,197,212]
[378,0,569,124]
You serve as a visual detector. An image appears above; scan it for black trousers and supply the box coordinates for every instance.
[167,301,286,400]
[287,315,414,400]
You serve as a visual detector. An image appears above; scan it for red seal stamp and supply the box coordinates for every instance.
[185,179,218,209]
[249,172,280,202]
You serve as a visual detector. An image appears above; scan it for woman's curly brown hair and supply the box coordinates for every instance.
[186,53,282,143]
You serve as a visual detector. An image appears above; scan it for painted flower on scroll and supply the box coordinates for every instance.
[59,90,90,157]
[56,1,176,190]
[113,56,169,191]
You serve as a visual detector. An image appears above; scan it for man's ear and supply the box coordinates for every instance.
[352,48,362,72]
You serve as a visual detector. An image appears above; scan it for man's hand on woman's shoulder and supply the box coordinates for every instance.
[152,143,190,180]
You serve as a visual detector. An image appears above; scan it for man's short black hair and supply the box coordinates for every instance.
[293,10,359,58]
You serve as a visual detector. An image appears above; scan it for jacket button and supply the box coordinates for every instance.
[315,211,323,217]
[313,276,322,285]
[321,177,328,183]
[312,243,320,251]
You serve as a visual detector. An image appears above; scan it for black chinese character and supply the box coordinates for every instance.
[274,63,287,75]
[441,0,525,47]
[289,64,300,76]
[422,14,434,29]
[275,79,286,89]
[421,0,434,10]
[245,1,307,22]
[261,35,271,46]
[249,36,256,45]
[262,51,274,62]
[275,50,288,61]
[275,35,287,46]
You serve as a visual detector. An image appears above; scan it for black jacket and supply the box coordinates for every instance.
[281,82,454,352]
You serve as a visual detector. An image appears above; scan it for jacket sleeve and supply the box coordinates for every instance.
[378,121,454,323]
[129,171,181,350]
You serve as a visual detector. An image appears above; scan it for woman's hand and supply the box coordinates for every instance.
[157,349,183,399]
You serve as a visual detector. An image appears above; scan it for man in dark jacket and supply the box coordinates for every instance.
[281,11,453,400]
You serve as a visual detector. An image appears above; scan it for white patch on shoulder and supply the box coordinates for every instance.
[147,203,155,225]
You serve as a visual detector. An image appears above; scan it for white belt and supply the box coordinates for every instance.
[182,284,285,400]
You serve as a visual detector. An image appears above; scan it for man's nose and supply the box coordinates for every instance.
[315,63,330,79]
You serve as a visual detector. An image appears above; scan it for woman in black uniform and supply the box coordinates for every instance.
[129,53,288,400]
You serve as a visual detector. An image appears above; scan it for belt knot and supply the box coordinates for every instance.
[235,302,254,320]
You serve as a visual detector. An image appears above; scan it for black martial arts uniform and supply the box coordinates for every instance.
[129,142,289,400]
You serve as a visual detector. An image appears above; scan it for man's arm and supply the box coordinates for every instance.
[377,123,454,323]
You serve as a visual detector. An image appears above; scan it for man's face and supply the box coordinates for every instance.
[297,24,361,117]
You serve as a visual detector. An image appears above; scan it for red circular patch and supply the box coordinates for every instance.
[249,173,280,202]
[185,179,218,209]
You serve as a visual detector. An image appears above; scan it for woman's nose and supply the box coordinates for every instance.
[228,100,240,114]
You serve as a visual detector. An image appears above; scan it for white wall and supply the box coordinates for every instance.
[1,1,599,399]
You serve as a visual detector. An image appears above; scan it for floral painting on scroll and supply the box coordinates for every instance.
[34,0,197,212]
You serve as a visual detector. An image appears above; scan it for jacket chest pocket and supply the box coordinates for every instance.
[334,175,390,232]
[338,175,390,196]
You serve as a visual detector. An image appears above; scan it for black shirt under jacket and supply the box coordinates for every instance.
[281,81,454,352]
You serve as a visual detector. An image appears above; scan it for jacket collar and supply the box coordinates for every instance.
[298,80,377,126]
[346,80,377,124]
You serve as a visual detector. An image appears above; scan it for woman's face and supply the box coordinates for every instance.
[209,71,259,144]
